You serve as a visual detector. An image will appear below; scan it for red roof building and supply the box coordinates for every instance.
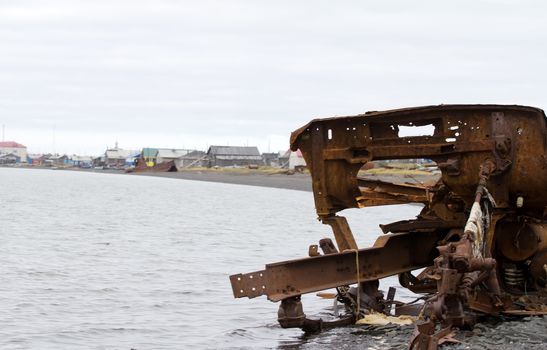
[0,141,28,163]
[0,141,26,148]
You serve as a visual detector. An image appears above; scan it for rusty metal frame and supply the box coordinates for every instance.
[289,104,546,217]
[229,104,547,349]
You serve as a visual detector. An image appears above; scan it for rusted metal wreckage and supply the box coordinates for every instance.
[229,105,547,349]
[131,159,177,172]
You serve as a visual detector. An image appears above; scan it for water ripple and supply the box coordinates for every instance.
[0,168,543,349]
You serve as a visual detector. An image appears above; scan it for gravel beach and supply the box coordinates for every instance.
[127,169,438,192]
[129,169,314,192]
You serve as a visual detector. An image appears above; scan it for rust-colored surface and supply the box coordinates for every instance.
[230,105,547,349]
[132,159,177,172]
[230,230,444,302]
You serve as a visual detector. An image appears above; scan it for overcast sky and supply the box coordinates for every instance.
[1,0,546,155]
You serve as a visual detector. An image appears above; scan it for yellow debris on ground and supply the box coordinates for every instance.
[355,312,415,326]
[315,292,337,299]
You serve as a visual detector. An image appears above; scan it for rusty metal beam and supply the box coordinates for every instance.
[321,216,357,251]
[356,178,431,207]
[357,178,430,196]
[230,230,445,302]
[380,219,465,234]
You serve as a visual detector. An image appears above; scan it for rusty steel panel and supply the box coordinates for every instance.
[132,159,177,172]
[290,104,547,217]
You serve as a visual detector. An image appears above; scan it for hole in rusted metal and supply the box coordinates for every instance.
[398,124,435,137]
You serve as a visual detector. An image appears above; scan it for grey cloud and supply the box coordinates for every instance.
[0,0,546,153]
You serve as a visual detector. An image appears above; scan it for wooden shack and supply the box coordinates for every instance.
[206,146,262,167]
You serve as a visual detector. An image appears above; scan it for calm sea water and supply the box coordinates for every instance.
[1,168,543,350]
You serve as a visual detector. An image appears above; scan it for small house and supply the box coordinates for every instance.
[0,153,20,164]
[156,149,189,164]
[279,149,307,170]
[262,152,280,167]
[27,154,46,166]
[70,155,93,168]
[206,146,263,167]
[105,148,136,168]
[175,150,207,169]
[93,156,105,168]
[0,141,27,163]
[48,154,69,166]
[141,148,158,166]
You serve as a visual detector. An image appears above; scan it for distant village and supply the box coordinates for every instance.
[0,141,307,171]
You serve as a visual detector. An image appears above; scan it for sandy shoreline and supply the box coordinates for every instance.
[129,170,314,192]
[3,166,314,192]
[5,166,439,192]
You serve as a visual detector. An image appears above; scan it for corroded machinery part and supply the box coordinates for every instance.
[412,168,507,349]
[290,104,547,217]
[495,222,547,262]
[495,221,547,291]
[277,296,306,328]
[230,105,547,349]
[277,295,355,333]
[409,320,459,350]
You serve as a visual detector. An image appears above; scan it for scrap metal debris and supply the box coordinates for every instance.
[229,105,547,349]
